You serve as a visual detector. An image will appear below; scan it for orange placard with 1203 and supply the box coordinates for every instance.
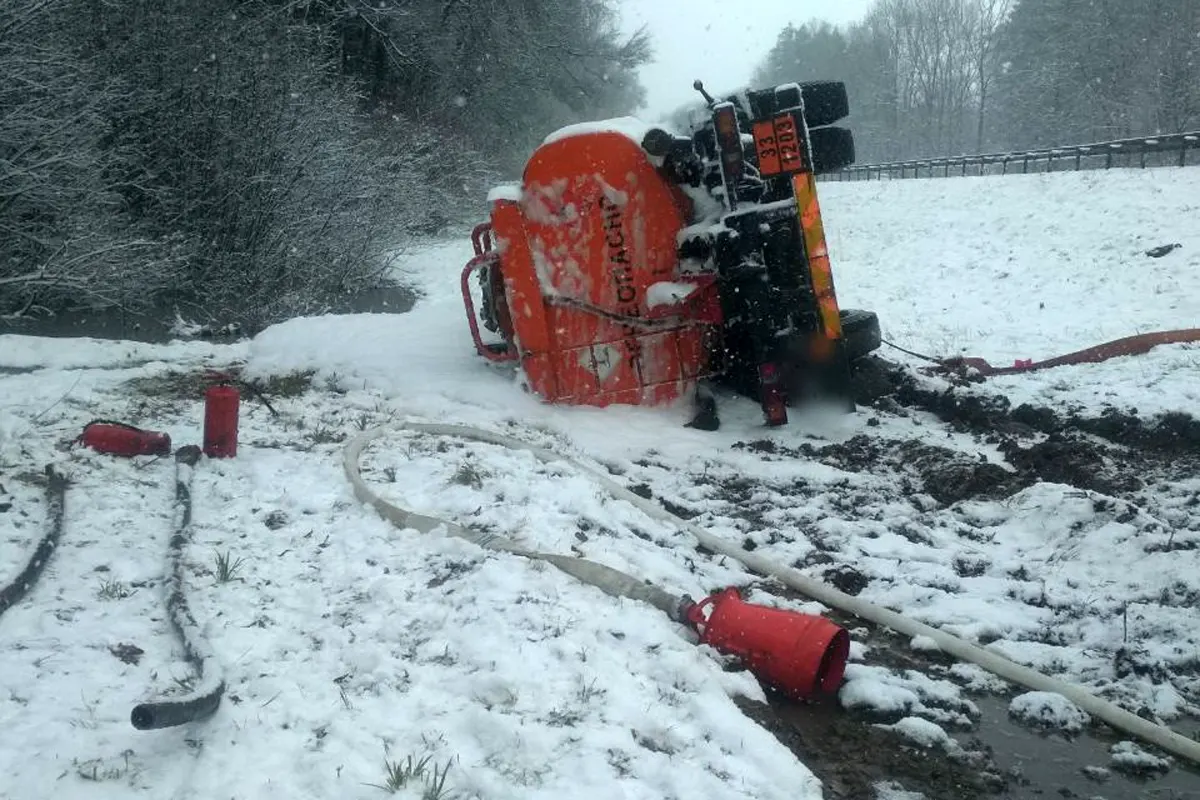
[753,113,807,177]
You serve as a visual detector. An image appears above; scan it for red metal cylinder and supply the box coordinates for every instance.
[79,422,171,457]
[687,587,850,699]
[203,384,240,458]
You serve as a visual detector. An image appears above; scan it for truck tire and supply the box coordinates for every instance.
[811,126,855,173]
[800,81,850,127]
[840,308,881,362]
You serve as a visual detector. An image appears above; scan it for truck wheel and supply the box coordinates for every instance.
[800,81,850,127]
[840,308,881,362]
[811,126,855,173]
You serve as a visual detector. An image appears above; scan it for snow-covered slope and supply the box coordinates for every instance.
[1,166,1197,800]
[819,167,1200,416]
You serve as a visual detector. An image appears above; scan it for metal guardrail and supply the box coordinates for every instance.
[830,130,1200,180]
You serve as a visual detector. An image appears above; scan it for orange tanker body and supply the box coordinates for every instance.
[462,80,881,428]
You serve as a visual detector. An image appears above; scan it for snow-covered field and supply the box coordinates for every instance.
[1,166,1197,799]
[821,167,1200,416]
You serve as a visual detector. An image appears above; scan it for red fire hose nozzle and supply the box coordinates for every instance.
[682,587,850,700]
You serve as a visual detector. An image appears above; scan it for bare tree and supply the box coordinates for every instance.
[879,0,981,156]
[1147,0,1200,134]
[754,0,1197,162]
[756,0,996,162]
[970,0,1011,152]
[990,0,1200,150]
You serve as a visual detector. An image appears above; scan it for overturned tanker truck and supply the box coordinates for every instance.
[462,79,881,428]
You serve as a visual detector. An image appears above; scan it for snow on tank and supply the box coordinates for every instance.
[541,116,670,147]
[486,182,523,203]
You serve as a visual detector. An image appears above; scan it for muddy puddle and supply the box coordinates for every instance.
[732,601,1200,800]
[741,693,995,799]
[749,690,1200,799]
[968,694,1200,799]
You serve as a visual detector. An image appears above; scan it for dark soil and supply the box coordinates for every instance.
[0,285,416,343]
[822,565,870,596]
[122,366,313,410]
[801,435,1029,505]
[998,434,1141,495]
[857,356,1200,460]
[842,357,1198,505]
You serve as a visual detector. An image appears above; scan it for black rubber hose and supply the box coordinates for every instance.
[0,465,68,620]
[131,446,226,730]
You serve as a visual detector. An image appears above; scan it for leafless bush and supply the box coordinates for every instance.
[1,0,650,329]
[0,1,164,318]
[88,1,414,328]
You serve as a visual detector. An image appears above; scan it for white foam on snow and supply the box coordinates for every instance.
[818,167,1200,418]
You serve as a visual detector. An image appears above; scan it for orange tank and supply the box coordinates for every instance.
[463,128,723,408]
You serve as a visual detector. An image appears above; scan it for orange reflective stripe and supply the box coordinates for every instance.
[791,173,843,338]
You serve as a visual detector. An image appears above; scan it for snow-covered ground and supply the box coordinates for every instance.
[820,167,1200,417]
[1,166,1198,799]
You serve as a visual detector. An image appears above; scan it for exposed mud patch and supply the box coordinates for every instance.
[846,358,1196,498]
[738,694,1000,800]
[822,564,870,596]
[857,356,1200,461]
[998,434,1140,495]
[124,367,313,401]
[801,436,1026,505]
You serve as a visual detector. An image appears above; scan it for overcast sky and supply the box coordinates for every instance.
[618,0,874,117]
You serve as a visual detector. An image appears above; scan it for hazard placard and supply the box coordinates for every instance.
[753,113,809,177]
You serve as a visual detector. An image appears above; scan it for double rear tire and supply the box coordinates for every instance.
[801,81,855,174]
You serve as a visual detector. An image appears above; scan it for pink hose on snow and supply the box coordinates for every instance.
[940,328,1200,377]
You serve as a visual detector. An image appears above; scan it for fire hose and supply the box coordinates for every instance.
[886,327,1200,377]
[130,446,226,730]
[345,425,850,701]
[345,430,680,617]
[344,422,1200,769]
[0,466,68,621]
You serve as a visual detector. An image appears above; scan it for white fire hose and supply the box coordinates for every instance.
[344,421,1200,768]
